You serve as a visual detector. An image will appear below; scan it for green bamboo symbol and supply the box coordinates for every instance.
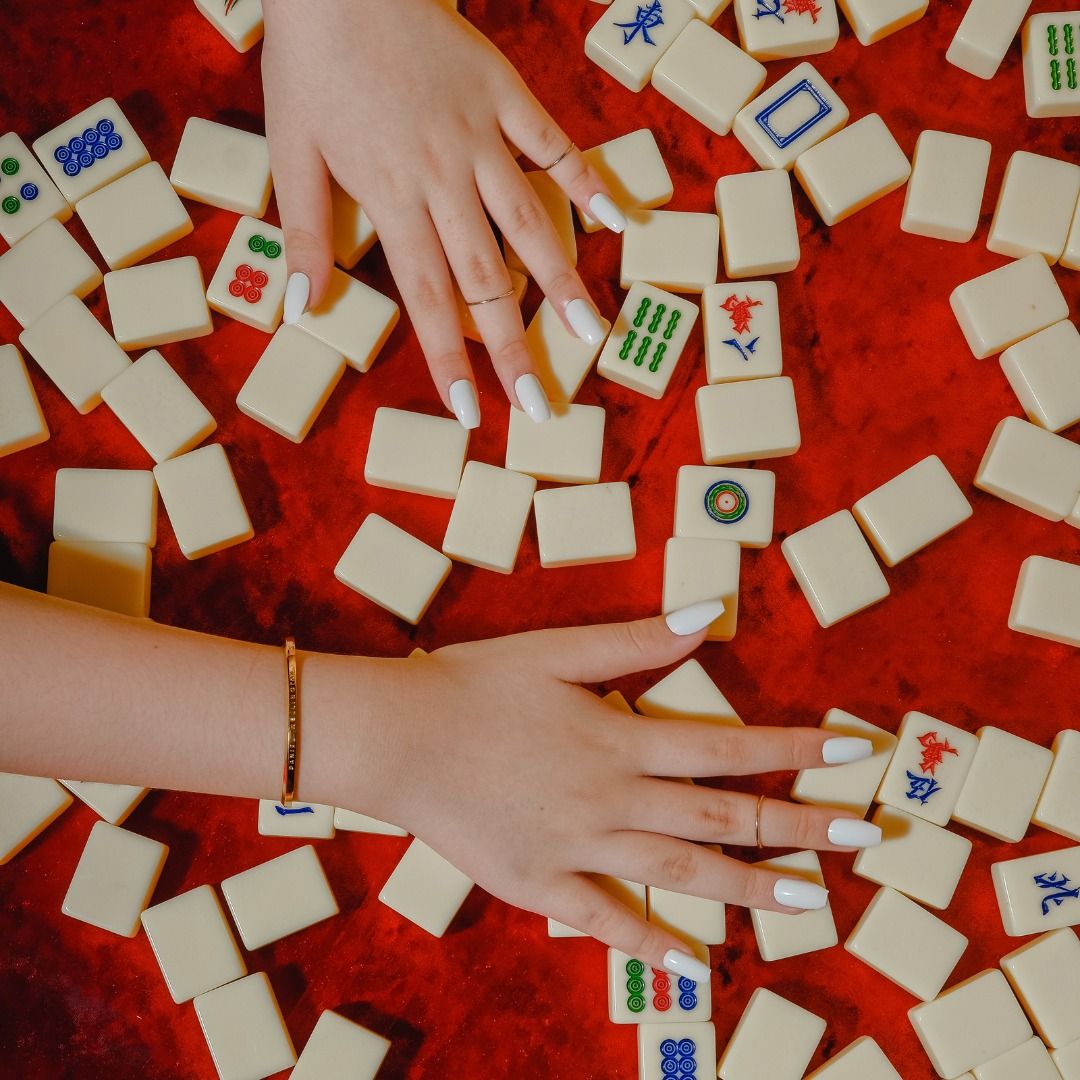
[1049,24,1059,55]
[633,336,652,367]
[619,330,637,360]
[632,298,651,328]
[648,342,668,373]
[1064,23,1074,54]
[663,310,681,341]
[648,303,667,334]
[1051,58,1062,90]
[1068,57,1078,89]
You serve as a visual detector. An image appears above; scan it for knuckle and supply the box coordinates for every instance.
[464,253,509,295]
[535,124,566,159]
[410,274,454,313]
[581,899,623,942]
[697,796,737,839]
[732,871,763,909]
[619,620,659,663]
[546,269,579,298]
[494,337,532,371]
[658,846,699,890]
[790,808,823,851]
[505,197,545,239]
[714,730,748,771]
[428,349,469,376]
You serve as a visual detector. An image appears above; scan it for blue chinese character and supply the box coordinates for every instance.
[1034,872,1080,916]
[753,0,785,22]
[723,337,759,361]
[615,1,665,45]
[275,803,315,816]
[904,770,942,806]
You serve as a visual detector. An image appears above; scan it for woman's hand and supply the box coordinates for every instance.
[261,0,623,429]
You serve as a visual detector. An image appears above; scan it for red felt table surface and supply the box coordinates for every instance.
[1,0,1079,1077]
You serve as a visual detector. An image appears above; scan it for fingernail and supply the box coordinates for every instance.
[589,193,628,234]
[774,878,829,910]
[284,272,310,325]
[828,818,882,848]
[822,737,874,765]
[565,298,608,345]
[662,949,712,983]
[665,599,725,636]
[448,379,480,430]
[514,373,551,423]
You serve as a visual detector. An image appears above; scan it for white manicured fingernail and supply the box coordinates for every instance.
[448,379,480,430]
[565,298,607,345]
[284,272,310,325]
[774,878,829,910]
[514,373,551,423]
[589,193,628,234]
[828,818,882,848]
[822,737,874,764]
[662,949,712,983]
[665,599,725,636]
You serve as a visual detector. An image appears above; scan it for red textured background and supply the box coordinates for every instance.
[1,0,1079,1076]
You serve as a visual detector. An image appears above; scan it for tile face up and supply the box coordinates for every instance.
[718,988,826,1080]
[505,402,606,483]
[901,130,992,243]
[638,1021,717,1080]
[378,838,474,938]
[442,461,536,574]
[987,150,1080,262]
[607,944,712,1024]
[1023,12,1080,119]
[206,216,288,333]
[579,128,674,231]
[674,465,776,548]
[0,131,72,245]
[696,377,801,464]
[750,850,838,961]
[291,1010,391,1080]
[0,773,72,865]
[192,0,264,52]
[585,0,697,92]
[533,482,637,568]
[1034,730,1080,842]
[703,281,782,384]
[733,0,840,60]
[104,256,213,350]
[365,407,469,499]
[1001,928,1080,1049]
[636,658,742,725]
[257,800,336,840]
[619,210,720,293]
[170,117,272,217]
[1000,320,1080,433]
[0,344,49,459]
[715,169,800,277]
[993,844,1080,936]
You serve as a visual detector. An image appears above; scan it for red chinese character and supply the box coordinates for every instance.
[720,294,763,336]
[917,732,959,776]
[782,0,823,22]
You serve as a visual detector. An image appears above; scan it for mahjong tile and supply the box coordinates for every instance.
[442,461,537,574]
[674,465,776,548]
[648,883,727,946]
[333,808,408,836]
[329,181,378,269]
[638,1021,717,1080]
[1057,1039,1080,1080]
[946,0,1031,79]
[364,407,469,499]
[696,377,801,463]
[607,944,712,1024]
[0,773,72,865]
[1010,556,1080,648]
[619,210,719,293]
[549,878,646,937]
[992,844,1080,936]
[715,170,800,277]
[1034,730,1080,842]
[206,216,287,333]
[703,281,782,383]
[170,117,272,217]
[718,987,826,1080]
[974,1038,1062,1080]
[636,659,741,726]
[505,402,606,483]
[0,344,49,459]
[104,257,212,350]
[1024,12,1080,118]
[192,0,264,52]
[378,838,474,938]
[662,537,740,640]
[805,1037,903,1080]
[578,128,673,232]
[835,0,928,44]
[291,1010,391,1080]
[52,467,156,547]
[750,850,838,961]
[1001,928,1080,1048]
[526,297,609,403]
[257,800,336,839]
[733,0,840,60]
[1000,320,1080,433]
[533,482,636,568]
[47,541,152,618]
[585,0,697,93]
[901,130,992,244]
[987,150,1080,263]
[0,132,71,245]
[59,781,149,825]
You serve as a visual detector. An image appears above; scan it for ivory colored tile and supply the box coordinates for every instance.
[794,114,911,227]
[0,344,49,458]
[170,117,271,217]
[909,970,1033,1079]
[454,270,527,343]
[791,709,898,815]
[1065,191,1080,272]
[533,482,636,568]
[76,163,192,271]
[993,844,1080,936]
[141,885,246,1004]
[845,886,968,1001]
[33,98,150,204]
[257,801,336,840]
[578,128,673,232]
[974,1038,1061,1080]
[703,280,782,382]
[104,256,212,349]
[595,282,699,399]
[526,297,609,403]
[1056,1039,1080,1079]
[715,170,800,276]
[365,407,469,499]
[697,377,800,464]
[638,1021,717,1080]
[635,658,741,726]
[975,416,1080,521]
[222,845,338,949]
[505,402,606,483]
[192,0,264,52]
[604,690,633,713]
[0,218,101,327]
[62,820,168,936]
[648,883,726,946]
[236,324,345,444]
[333,809,408,836]
[1002,928,1080,1048]
[674,465,776,548]
[0,773,72,865]
[950,254,1069,359]
[988,151,1080,263]
[607,944,712,1024]
[329,181,378,269]
[1024,13,1080,119]
[585,0,697,92]
[836,0,927,44]
[194,973,296,1080]
[101,349,216,463]
[953,727,1053,842]
[292,1010,390,1080]
[19,294,130,414]
[947,0,1036,79]
[651,21,766,135]
[853,804,973,910]
[733,0,840,58]
[47,540,152,618]
[1034,730,1080,842]
[852,455,972,566]
[733,62,849,171]
[379,838,473,938]
[154,444,253,560]
[0,131,72,245]
[751,850,838,961]
[59,781,148,825]
[877,711,977,826]
[504,170,577,274]
[620,210,719,293]
[805,1037,903,1080]
[296,267,399,371]
[54,467,157,550]
[549,878,646,937]
[442,461,536,574]
[901,130,992,243]
[688,0,731,15]
[1010,555,1080,648]
[1000,321,1080,432]
[335,515,451,624]
[662,537,740,641]
[206,216,287,333]
[718,987,826,1080]
[781,510,889,627]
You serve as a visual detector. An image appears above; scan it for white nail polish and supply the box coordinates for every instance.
[662,949,712,984]
[283,272,310,325]
[514,373,551,423]
[589,193,628,234]
[774,878,829,910]
[665,599,725,636]
[448,379,480,430]
[565,298,607,345]
[822,737,875,765]
[828,818,883,848]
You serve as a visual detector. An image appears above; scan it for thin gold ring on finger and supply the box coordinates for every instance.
[754,793,766,849]
[465,285,516,307]
[541,139,576,171]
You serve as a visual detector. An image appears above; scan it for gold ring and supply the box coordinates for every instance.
[541,139,576,171]
[754,794,766,849]
[466,285,516,307]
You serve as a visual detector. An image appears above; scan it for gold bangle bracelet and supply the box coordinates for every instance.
[281,637,299,806]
